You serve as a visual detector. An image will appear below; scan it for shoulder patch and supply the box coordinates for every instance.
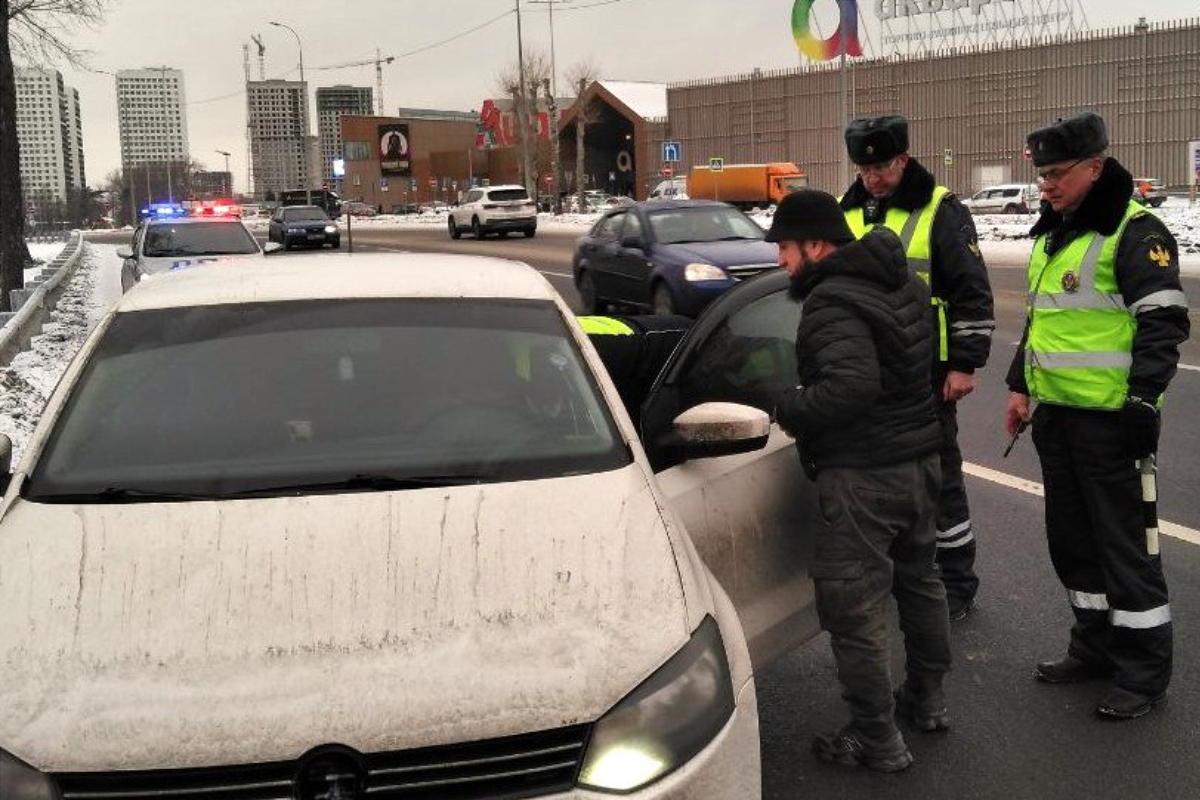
[1148,244,1172,268]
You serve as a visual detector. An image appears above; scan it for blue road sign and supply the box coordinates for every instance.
[663,141,682,163]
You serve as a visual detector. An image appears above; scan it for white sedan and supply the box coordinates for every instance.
[117,215,279,292]
[0,255,817,798]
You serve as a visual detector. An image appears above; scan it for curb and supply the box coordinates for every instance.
[0,233,87,367]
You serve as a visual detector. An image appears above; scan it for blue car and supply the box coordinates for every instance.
[572,200,779,317]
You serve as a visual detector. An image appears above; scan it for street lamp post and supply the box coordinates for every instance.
[530,0,573,214]
[160,66,174,205]
[215,150,232,196]
[270,20,312,206]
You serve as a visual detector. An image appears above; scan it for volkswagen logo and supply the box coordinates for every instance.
[296,746,366,800]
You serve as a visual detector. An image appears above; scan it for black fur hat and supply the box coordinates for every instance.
[845,115,909,166]
[1027,112,1108,167]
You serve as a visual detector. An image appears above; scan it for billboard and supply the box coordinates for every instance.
[379,124,411,176]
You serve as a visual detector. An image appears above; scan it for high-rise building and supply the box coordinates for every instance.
[115,68,190,171]
[14,67,86,206]
[316,85,373,190]
[247,79,313,198]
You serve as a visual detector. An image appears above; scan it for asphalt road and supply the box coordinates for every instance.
[91,224,1200,798]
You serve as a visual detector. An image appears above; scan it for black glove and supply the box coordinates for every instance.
[775,386,805,438]
[1120,396,1160,459]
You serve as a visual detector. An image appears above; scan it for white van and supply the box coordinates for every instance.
[650,177,688,200]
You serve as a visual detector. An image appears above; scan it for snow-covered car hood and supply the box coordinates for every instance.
[655,239,779,269]
[0,464,690,772]
[139,251,263,278]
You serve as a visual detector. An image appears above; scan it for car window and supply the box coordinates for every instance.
[647,207,765,245]
[622,213,644,241]
[465,190,482,203]
[970,191,987,201]
[141,222,259,257]
[595,213,625,240]
[489,189,529,202]
[674,288,799,414]
[24,299,630,501]
[283,208,330,222]
[1002,188,1019,197]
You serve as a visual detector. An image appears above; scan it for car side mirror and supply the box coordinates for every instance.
[0,433,12,495]
[661,402,770,461]
[621,235,644,251]
[263,242,283,255]
[117,247,134,260]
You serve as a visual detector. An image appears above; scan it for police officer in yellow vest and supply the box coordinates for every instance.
[1005,112,1189,720]
[840,115,996,620]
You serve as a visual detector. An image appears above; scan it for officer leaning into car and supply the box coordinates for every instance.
[839,115,996,621]
[578,314,692,428]
[1005,111,1190,720]
[771,190,949,773]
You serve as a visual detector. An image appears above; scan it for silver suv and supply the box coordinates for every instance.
[962,183,1040,215]
[448,184,537,239]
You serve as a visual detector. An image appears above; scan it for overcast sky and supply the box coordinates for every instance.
[39,0,1200,193]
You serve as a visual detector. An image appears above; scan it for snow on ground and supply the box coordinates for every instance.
[24,240,68,284]
[1,243,119,465]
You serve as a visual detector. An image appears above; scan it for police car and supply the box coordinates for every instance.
[117,210,280,292]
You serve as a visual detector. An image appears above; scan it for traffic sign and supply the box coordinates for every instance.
[943,148,954,167]
[662,166,673,178]
[709,157,724,172]
[663,141,682,163]
[428,177,437,188]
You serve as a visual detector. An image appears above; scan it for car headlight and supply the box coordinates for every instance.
[578,616,734,793]
[324,225,337,234]
[1,750,60,800]
[683,262,728,282]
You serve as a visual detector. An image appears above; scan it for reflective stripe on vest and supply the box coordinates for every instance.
[845,186,950,360]
[578,316,635,336]
[1023,200,1147,410]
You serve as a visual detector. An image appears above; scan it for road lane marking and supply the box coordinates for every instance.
[539,270,573,279]
[1177,363,1200,373]
[964,462,1200,547]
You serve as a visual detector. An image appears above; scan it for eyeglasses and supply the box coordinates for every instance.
[856,157,900,177]
[1036,158,1088,185]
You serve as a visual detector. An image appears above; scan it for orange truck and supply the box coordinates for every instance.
[686,162,808,209]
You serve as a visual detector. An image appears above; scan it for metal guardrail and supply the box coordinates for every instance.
[0,232,86,367]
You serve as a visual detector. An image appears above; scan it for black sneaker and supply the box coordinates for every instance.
[1034,655,1112,684]
[895,683,950,732]
[1095,687,1166,720]
[947,596,975,621]
[811,727,913,772]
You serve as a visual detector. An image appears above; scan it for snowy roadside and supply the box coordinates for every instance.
[1,243,121,466]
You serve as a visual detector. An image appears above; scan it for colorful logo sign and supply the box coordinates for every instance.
[793,0,863,61]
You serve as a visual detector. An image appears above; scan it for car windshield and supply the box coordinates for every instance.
[488,189,529,202]
[24,299,630,502]
[780,176,808,192]
[283,208,329,221]
[141,222,259,257]
[647,207,766,245]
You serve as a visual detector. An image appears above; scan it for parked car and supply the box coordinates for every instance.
[1133,177,1167,207]
[344,201,379,217]
[573,199,779,316]
[267,205,341,250]
[650,177,689,200]
[448,184,537,239]
[117,215,277,293]
[961,183,1040,214]
[0,254,817,798]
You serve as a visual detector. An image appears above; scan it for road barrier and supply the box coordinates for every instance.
[0,233,86,367]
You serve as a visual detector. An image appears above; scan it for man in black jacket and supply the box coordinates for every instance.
[840,116,995,619]
[771,190,949,772]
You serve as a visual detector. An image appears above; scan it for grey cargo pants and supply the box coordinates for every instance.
[812,454,951,744]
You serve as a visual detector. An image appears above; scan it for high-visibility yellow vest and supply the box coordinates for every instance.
[1023,200,1146,410]
[845,186,950,360]
[578,316,635,336]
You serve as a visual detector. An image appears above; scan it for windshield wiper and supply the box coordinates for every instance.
[229,473,491,496]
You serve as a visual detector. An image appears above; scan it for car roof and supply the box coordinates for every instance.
[115,253,559,312]
[145,216,248,226]
[630,199,728,211]
[482,184,527,192]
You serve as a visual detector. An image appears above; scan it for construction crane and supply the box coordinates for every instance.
[312,50,396,114]
[251,34,266,80]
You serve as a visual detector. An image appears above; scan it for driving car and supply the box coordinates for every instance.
[448,184,538,239]
[344,201,379,217]
[267,205,341,250]
[1133,176,1167,207]
[0,254,819,799]
[117,215,277,293]
[572,199,779,316]
[960,183,1040,214]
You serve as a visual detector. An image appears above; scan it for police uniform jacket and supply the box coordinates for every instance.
[1005,158,1190,402]
[776,228,941,474]
[840,158,995,378]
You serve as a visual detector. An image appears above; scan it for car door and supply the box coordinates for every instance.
[268,209,283,241]
[640,271,820,669]
[607,210,656,307]
[579,212,626,301]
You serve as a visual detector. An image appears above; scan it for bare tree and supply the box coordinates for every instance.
[496,48,551,196]
[1,0,108,311]
[564,60,600,213]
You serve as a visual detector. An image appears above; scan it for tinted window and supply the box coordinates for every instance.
[488,189,529,202]
[622,213,644,241]
[142,222,259,257]
[1002,188,1019,197]
[675,288,799,414]
[283,208,330,222]
[25,299,629,502]
[596,213,625,240]
[647,206,765,245]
